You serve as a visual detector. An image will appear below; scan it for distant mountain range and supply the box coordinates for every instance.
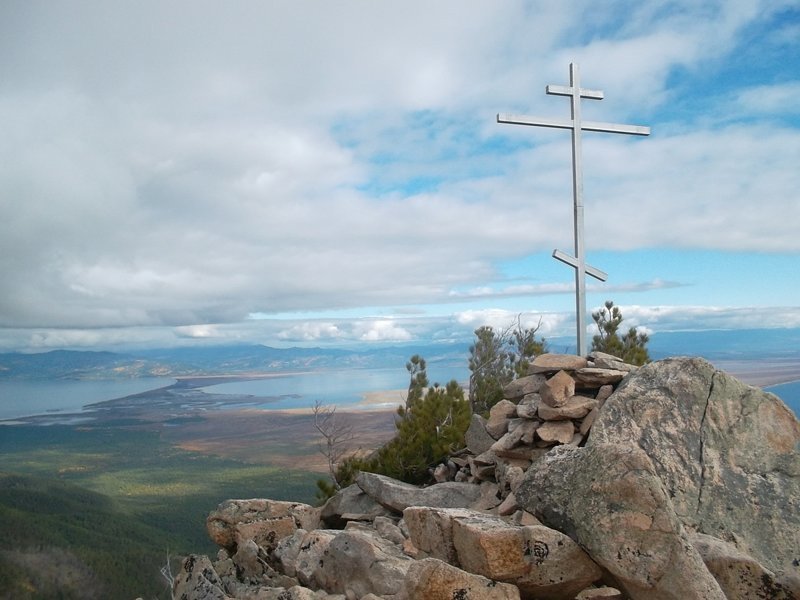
[0,343,470,380]
[1,327,798,380]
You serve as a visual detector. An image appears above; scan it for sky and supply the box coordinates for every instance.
[0,0,799,353]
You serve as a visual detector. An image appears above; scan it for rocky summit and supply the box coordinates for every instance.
[172,354,800,600]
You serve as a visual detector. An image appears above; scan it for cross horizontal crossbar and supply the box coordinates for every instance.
[552,249,608,281]
[546,84,603,99]
[497,113,651,136]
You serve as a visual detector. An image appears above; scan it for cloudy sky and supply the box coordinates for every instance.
[1,0,798,353]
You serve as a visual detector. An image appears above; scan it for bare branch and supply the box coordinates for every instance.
[312,400,355,490]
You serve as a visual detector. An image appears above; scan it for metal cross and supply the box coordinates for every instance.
[498,63,650,357]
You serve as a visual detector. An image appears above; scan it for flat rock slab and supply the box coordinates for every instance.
[531,354,589,373]
[356,472,482,513]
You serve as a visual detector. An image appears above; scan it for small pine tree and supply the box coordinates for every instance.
[325,356,470,490]
[468,317,546,415]
[591,300,650,366]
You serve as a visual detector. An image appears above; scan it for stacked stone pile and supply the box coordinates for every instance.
[449,351,636,517]
[172,355,800,600]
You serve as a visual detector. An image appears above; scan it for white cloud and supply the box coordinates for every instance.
[0,1,797,352]
[355,320,413,342]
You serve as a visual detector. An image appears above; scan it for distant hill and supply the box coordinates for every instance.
[2,327,799,381]
[0,343,469,380]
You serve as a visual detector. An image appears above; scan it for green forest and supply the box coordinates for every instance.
[0,425,318,599]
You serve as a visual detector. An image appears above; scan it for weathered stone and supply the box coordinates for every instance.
[314,528,414,597]
[589,357,800,578]
[691,532,800,600]
[574,367,626,386]
[398,557,521,600]
[516,394,540,418]
[540,370,575,408]
[496,463,526,494]
[516,444,726,600]
[452,513,602,600]
[531,353,589,374]
[276,529,338,587]
[468,452,497,481]
[231,538,269,580]
[497,492,519,516]
[594,384,614,405]
[538,395,596,421]
[579,407,599,436]
[575,587,624,599]
[508,418,539,444]
[470,481,502,511]
[487,399,518,438]
[403,506,477,565]
[234,515,297,552]
[536,420,574,445]
[433,462,451,483]
[320,483,393,528]
[373,515,406,546]
[173,554,230,600]
[504,374,547,400]
[490,427,525,453]
[466,414,496,455]
[356,472,483,513]
[588,351,638,372]
[207,499,318,552]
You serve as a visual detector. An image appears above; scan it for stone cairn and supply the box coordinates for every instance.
[172,353,800,600]
[173,352,636,600]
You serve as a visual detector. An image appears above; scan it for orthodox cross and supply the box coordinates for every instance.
[497,63,650,357]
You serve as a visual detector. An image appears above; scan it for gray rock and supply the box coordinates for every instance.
[172,554,230,600]
[356,472,483,513]
[486,399,518,438]
[314,528,414,597]
[320,483,393,528]
[589,357,800,578]
[464,414,496,456]
[588,351,638,372]
[516,393,540,418]
[516,443,726,600]
[504,374,547,400]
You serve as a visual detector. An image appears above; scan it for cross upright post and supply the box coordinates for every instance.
[498,63,649,356]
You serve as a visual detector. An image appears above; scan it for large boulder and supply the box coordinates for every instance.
[516,443,726,600]
[690,533,800,600]
[589,357,800,578]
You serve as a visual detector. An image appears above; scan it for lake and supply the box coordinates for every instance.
[197,366,470,410]
[0,378,175,421]
[765,380,800,415]
[0,367,797,422]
